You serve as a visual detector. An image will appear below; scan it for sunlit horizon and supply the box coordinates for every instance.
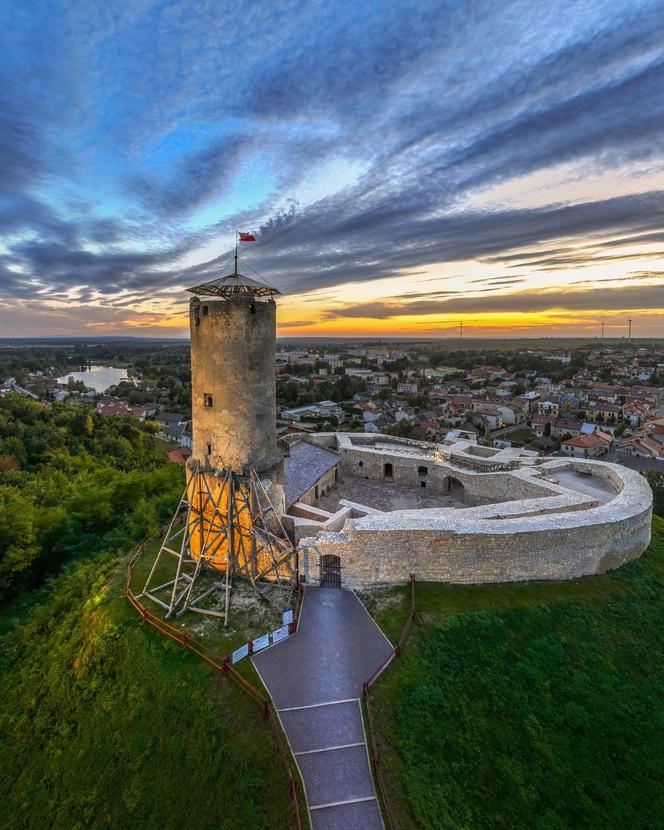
[1,1,662,338]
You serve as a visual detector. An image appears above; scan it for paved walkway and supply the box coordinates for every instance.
[253,587,392,830]
[551,469,616,504]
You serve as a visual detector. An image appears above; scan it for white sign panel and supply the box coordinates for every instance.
[232,643,249,664]
[282,609,293,626]
[252,633,270,653]
[272,625,289,644]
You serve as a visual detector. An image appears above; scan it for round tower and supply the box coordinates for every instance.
[138,263,296,624]
[187,271,283,480]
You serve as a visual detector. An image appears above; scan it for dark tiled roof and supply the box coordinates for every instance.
[284,441,340,507]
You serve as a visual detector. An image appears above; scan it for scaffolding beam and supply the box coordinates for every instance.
[140,463,296,624]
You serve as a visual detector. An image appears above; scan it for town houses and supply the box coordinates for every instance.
[4,340,663,472]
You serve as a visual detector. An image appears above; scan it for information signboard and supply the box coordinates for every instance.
[232,643,249,664]
[252,633,270,653]
[282,609,293,626]
[272,625,289,644]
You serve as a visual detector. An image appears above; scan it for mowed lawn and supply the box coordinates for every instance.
[363,515,664,830]
[0,552,298,830]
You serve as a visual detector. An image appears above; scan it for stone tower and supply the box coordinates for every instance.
[188,272,283,482]
[139,263,296,623]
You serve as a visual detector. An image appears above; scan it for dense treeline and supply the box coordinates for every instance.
[0,395,183,598]
[277,374,368,408]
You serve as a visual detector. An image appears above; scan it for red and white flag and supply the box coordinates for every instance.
[238,232,256,242]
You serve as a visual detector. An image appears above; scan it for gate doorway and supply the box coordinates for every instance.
[449,476,465,504]
[320,554,341,588]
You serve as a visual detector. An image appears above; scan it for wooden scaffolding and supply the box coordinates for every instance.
[139,462,296,624]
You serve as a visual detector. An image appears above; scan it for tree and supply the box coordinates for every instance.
[644,472,664,518]
[383,420,416,438]
[0,487,40,591]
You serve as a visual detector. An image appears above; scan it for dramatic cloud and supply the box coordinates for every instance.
[0,0,663,335]
[325,281,664,319]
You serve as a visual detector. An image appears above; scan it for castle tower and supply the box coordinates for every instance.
[139,262,296,623]
[188,273,282,480]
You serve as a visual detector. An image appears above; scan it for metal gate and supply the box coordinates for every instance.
[319,554,341,588]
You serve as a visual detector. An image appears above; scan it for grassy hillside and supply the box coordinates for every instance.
[362,516,664,830]
[0,552,296,830]
[0,396,304,829]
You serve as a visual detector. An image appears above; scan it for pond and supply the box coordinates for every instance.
[57,365,130,393]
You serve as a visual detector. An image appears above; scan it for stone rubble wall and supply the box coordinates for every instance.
[296,434,653,587]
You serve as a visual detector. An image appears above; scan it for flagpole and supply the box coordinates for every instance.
[234,230,238,274]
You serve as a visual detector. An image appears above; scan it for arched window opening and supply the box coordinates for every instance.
[384,462,393,480]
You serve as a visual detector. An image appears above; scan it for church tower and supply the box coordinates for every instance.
[139,260,295,623]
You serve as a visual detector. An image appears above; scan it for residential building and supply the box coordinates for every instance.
[560,433,610,459]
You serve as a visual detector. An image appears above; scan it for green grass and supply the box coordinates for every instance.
[152,436,178,457]
[505,428,537,447]
[127,533,294,690]
[363,516,664,830]
[0,550,301,830]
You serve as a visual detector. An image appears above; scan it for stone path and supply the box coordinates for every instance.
[550,469,616,504]
[252,587,392,830]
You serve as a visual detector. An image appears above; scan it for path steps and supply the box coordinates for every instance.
[253,587,392,830]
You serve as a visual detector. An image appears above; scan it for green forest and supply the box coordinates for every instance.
[0,395,295,829]
[0,395,184,598]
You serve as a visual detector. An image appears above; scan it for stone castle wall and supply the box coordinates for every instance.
[297,444,653,587]
[295,465,338,507]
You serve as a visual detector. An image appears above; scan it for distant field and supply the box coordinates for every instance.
[277,336,663,350]
[362,516,664,830]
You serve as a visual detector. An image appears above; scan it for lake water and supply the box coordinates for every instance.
[57,365,129,393]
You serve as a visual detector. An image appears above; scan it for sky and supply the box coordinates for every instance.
[1,0,663,339]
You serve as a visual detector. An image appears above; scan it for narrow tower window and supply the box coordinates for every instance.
[249,302,256,314]
[204,393,214,407]
[207,442,212,455]
[201,305,208,316]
